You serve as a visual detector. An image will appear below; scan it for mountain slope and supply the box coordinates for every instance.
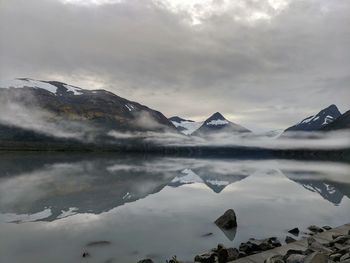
[321,110,350,131]
[169,116,203,135]
[284,105,341,133]
[192,112,250,136]
[0,78,177,141]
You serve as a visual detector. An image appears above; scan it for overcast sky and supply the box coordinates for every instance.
[0,0,349,131]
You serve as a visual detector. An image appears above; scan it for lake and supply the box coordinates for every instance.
[0,153,349,263]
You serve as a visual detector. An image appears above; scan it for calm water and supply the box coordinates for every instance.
[0,153,349,263]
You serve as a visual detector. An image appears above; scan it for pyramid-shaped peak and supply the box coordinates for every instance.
[207,112,226,121]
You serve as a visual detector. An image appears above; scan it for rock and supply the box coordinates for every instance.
[341,253,350,261]
[288,228,300,236]
[82,251,90,258]
[329,253,342,261]
[303,252,327,263]
[286,254,305,263]
[285,236,296,244]
[194,253,215,263]
[217,248,228,263]
[322,226,332,231]
[308,225,324,233]
[239,243,253,254]
[333,243,347,250]
[247,239,264,251]
[226,248,239,261]
[215,209,237,230]
[217,244,225,251]
[331,235,350,245]
[268,237,282,248]
[137,259,154,263]
[307,237,333,254]
[283,250,305,261]
[264,255,285,263]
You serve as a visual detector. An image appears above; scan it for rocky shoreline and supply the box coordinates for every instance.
[136,210,350,263]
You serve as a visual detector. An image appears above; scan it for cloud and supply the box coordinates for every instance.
[0,91,96,140]
[0,0,349,131]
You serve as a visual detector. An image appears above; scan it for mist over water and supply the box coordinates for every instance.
[0,154,349,263]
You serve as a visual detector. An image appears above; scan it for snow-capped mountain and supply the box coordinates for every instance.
[322,110,350,131]
[0,78,177,138]
[169,116,203,135]
[284,104,341,132]
[192,112,251,136]
[168,168,247,193]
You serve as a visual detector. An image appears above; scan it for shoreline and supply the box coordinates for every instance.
[136,223,350,263]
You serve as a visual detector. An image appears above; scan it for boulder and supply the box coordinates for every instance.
[331,235,350,245]
[213,244,239,262]
[239,243,253,254]
[308,225,324,233]
[283,250,305,261]
[226,248,239,261]
[341,253,350,261]
[286,254,305,263]
[303,252,327,263]
[288,228,300,236]
[264,255,285,263]
[268,237,282,248]
[329,253,342,261]
[215,209,237,230]
[217,247,228,263]
[322,226,332,231]
[307,237,333,254]
[285,236,296,244]
[194,253,215,263]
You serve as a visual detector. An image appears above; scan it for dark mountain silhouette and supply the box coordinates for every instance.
[192,112,250,136]
[284,105,341,133]
[321,110,350,131]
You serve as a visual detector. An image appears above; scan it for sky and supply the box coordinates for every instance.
[0,0,349,131]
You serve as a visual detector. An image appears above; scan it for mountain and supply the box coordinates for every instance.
[284,105,341,133]
[168,168,247,193]
[192,112,251,136]
[0,78,177,142]
[321,110,350,131]
[169,116,203,135]
[283,171,347,206]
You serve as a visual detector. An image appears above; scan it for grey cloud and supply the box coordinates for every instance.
[0,0,349,131]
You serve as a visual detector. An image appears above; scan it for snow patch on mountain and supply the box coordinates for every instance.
[207,119,229,126]
[0,78,86,96]
[171,169,203,184]
[1,78,58,94]
[63,84,83,95]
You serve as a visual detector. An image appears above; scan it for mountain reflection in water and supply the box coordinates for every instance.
[0,153,349,263]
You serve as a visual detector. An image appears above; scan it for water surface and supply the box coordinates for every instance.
[0,153,349,263]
